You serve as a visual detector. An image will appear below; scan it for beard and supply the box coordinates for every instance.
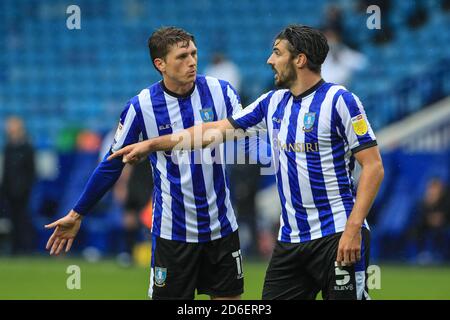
[273,62,297,89]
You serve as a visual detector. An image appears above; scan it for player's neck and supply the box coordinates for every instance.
[162,77,195,98]
[290,72,323,98]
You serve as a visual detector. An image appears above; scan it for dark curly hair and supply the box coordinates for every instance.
[275,25,329,73]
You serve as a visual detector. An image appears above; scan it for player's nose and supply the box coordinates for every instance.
[188,55,197,66]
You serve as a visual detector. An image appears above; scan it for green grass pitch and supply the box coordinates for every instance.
[0,257,449,299]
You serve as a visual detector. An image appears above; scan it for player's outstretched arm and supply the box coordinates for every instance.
[108,119,239,164]
[44,210,83,255]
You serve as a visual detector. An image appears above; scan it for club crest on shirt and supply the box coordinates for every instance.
[154,267,167,287]
[303,112,316,132]
[200,108,214,122]
[351,114,368,136]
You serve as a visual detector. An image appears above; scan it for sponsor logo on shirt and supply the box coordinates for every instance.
[158,122,177,131]
[273,138,319,153]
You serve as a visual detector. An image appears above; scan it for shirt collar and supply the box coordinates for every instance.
[160,80,196,99]
[292,79,325,100]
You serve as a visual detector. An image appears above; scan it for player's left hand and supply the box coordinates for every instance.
[336,226,362,267]
[45,210,83,255]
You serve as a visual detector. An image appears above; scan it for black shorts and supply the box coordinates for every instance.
[262,228,371,300]
[149,231,244,300]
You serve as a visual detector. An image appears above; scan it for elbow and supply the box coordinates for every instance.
[376,159,385,183]
[363,158,384,184]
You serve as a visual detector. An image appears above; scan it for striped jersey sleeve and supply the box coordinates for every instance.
[111,100,143,152]
[73,101,143,215]
[334,91,377,154]
[228,91,275,131]
[219,80,242,116]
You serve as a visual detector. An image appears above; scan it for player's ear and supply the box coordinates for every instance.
[295,53,308,69]
[154,58,166,73]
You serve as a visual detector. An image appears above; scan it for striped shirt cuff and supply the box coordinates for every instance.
[227,116,244,130]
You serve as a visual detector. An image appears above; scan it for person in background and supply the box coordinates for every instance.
[204,52,242,93]
[321,28,367,86]
[1,116,36,255]
[118,160,153,266]
[411,178,449,263]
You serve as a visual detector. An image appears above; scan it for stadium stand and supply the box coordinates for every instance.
[1,0,449,261]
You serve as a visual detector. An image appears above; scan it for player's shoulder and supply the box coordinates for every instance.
[324,82,364,106]
[272,89,290,98]
[259,89,289,103]
[120,85,155,112]
[327,82,360,99]
[197,74,233,90]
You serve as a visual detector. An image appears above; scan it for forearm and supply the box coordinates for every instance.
[148,119,235,152]
[73,154,125,215]
[346,160,384,230]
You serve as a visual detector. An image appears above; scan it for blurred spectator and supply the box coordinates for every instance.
[204,52,242,93]
[100,131,153,266]
[117,160,153,266]
[321,28,368,86]
[443,0,450,11]
[255,182,280,260]
[410,178,450,263]
[228,160,261,258]
[1,117,36,255]
[407,2,428,29]
[323,5,343,36]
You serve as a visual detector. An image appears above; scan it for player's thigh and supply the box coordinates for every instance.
[322,228,371,300]
[262,241,319,300]
[197,231,244,298]
[150,236,202,300]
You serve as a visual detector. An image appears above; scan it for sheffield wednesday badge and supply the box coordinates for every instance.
[303,112,316,132]
[200,108,214,122]
[154,267,167,287]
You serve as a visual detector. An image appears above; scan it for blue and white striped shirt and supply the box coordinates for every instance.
[229,80,377,243]
[74,75,241,243]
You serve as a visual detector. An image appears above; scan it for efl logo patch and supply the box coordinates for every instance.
[111,122,124,152]
[154,267,167,287]
[351,114,368,136]
[114,123,123,141]
[200,108,214,122]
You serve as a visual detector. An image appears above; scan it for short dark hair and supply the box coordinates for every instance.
[275,25,329,73]
[148,27,195,72]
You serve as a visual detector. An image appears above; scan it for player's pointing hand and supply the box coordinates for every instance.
[107,141,151,165]
[45,210,83,255]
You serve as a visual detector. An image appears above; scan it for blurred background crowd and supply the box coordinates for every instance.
[0,0,449,266]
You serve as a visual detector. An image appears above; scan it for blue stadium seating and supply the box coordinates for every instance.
[2,0,450,257]
[1,0,449,148]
